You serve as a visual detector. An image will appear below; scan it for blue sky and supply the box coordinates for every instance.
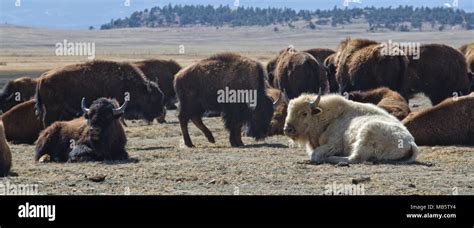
[1,0,472,29]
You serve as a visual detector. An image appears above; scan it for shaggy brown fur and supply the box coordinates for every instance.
[0,100,43,144]
[35,60,164,127]
[266,86,288,136]
[174,52,274,147]
[35,98,128,162]
[407,44,471,105]
[0,76,38,113]
[0,121,12,176]
[348,87,410,120]
[270,48,329,99]
[459,43,474,91]
[402,93,474,146]
[323,53,339,92]
[335,38,409,98]
[132,59,181,110]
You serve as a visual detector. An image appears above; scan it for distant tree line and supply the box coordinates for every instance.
[100,4,474,31]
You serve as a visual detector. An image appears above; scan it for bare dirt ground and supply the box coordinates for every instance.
[0,23,473,195]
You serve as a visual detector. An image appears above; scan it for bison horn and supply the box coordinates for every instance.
[309,88,322,109]
[282,89,289,103]
[113,99,129,115]
[81,97,90,113]
[272,94,280,106]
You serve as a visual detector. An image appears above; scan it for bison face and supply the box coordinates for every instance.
[141,81,165,122]
[0,82,19,112]
[284,90,323,140]
[82,98,127,141]
[268,91,289,136]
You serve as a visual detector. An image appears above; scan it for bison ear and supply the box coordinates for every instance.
[311,107,322,115]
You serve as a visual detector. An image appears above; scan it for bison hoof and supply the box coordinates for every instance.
[207,137,216,144]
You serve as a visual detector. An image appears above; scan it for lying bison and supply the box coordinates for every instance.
[335,38,409,98]
[269,48,329,99]
[35,60,164,127]
[174,52,273,147]
[35,98,129,162]
[0,121,12,176]
[407,44,471,105]
[0,100,43,144]
[348,87,410,120]
[402,93,474,146]
[0,76,38,113]
[284,90,418,164]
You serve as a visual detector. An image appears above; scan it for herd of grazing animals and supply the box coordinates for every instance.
[0,39,473,176]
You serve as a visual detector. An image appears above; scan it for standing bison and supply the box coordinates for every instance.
[348,87,410,120]
[174,52,273,147]
[0,100,43,144]
[0,120,12,176]
[0,76,38,113]
[407,44,471,105]
[35,98,129,162]
[303,48,335,64]
[402,93,474,146]
[284,91,418,164]
[268,48,329,99]
[35,60,164,127]
[334,38,409,98]
[132,59,181,110]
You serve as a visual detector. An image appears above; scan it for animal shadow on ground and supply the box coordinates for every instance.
[101,158,140,165]
[242,143,288,148]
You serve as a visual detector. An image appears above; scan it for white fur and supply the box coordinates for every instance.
[288,94,418,164]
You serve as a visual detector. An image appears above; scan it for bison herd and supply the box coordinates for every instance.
[0,39,473,176]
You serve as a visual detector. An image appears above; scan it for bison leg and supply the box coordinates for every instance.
[178,115,194,147]
[229,122,244,147]
[156,108,166,124]
[191,117,215,144]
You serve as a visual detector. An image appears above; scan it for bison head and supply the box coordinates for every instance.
[284,91,347,145]
[82,97,127,141]
[124,81,164,122]
[268,90,289,136]
[0,81,20,113]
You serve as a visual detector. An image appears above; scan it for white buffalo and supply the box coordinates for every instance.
[283,90,418,164]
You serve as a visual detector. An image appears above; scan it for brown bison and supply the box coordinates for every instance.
[407,44,471,105]
[303,48,336,63]
[459,43,474,91]
[35,98,128,162]
[266,86,289,136]
[0,76,38,113]
[323,53,339,92]
[0,100,43,144]
[35,60,164,127]
[132,59,181,110]
[402,93,474,146]
[0,120,12,176]
[174,52,274,147]
[268,48,329,99]
[334,38,409,98]
[348,87,411,120]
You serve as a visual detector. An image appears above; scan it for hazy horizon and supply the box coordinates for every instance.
[1,0,473,29]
